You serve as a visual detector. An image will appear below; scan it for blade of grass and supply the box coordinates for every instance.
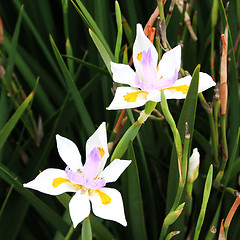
[71,0,114,59]
[0,91,33,149]
[127,142,148,240]
[49,35,95,136]
[0,164,69,235]
[5,4,23,84]
[89,29,113,74]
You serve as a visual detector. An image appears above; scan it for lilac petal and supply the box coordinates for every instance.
[140,49,158,91]
[65,166,85,185]
[83,147,101,180]
[85,178,106,190]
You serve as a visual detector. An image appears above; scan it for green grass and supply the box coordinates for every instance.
[0,0,240,239]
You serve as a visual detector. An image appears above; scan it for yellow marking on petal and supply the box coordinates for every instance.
[97,147,105,158]
[123,91,148,102]
[52,177,82,191]
[163,84,189,94]
[96,190,111,205]
[137,52,142,61]
[52,178,71,188]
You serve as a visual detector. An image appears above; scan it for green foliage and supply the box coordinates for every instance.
[0,0,239,240]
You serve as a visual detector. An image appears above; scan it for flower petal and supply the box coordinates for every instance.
[107,87,149,110]
[198,72,216,92]
[99,159,131,183]
[69,191,91,228]
[110,62,137,87]
[147,90,161,102]
[163,72,215,100]
[85,122,109,173]
[23,168,77,195]
[157,45,181,85]
[56,134,83,171]
[133,24,158,73]
[90,188,127,226]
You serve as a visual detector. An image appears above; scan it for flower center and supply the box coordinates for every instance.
[63,147,106,190]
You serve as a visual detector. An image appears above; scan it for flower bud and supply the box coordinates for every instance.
[188,148,200,183]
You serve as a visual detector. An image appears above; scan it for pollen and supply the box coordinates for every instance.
[163,84,189,94]
[137,52,142,61]
[52,177,71,188]
[123,91,148,102]
[97,147,105,158]
[96,190,111,205]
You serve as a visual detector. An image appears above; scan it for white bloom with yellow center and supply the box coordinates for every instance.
[107,24,216,110]
[24,122,131,228]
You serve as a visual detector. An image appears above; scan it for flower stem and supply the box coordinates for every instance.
[64,225,74,240]
[198,93,219,165]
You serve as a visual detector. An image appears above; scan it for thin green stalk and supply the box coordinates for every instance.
[198,93,218,165]
[159,203,185,240]
[161,90,182,161]
[193,165,213,240]
[64,225,74,240]
[157,0,168,49]
[110,101,157,161]
[171,128,190,211]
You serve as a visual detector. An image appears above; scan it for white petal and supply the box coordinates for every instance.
[107,87,149,110]
[90,188,127,226]
[99,159,131,183]
[23,168,77,195]
[198,72,216,92]
[69,191,91,228]
[56,134,82,171]
[188,148,200,178]
[133,24,158,73]
[147,90,161,102]
[157,45,181,80]
[85,122,109,173]
[110,62,137,87]
[163,71,215,100]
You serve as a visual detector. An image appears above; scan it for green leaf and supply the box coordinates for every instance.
[127,142,148,240]
[194,164,213,240]
[5,4,24,84]
[49,35,95,136]
[71,0,114,60]
[166,65,200,212]
[82,218,92,240]
[89,29,113,74]
[0,164,69,235]
[0,91,34,149]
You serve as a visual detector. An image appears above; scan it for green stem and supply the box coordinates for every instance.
[111,101,157,161]
[193,165,213,240]
[64,225,74,240]
[198,93,219,165]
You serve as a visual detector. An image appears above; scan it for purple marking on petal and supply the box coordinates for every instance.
[84,178,106,190]
[134,47,179,92]
[65,166,85,185]
[83,147,101,180]
[141,49,157,90]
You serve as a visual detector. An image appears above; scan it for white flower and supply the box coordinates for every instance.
[107,23,216,110]
[23,122,131,228]
[188,148,200,182]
